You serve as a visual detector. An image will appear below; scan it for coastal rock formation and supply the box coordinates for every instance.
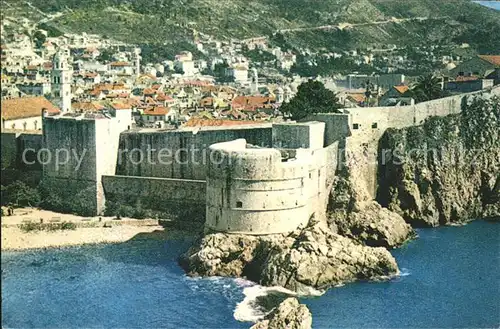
[250,298,312,329]
[377,95,500,227]
[179,219,399,294]
[260,219,399,293]
[327,171,415,248]
[179,233,270,280]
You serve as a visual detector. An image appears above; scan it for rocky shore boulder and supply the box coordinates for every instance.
[179,233,266,280]
[179,219,399,294]
[331,200,416,249]
[250,298,312,329]
[260,220,399,293]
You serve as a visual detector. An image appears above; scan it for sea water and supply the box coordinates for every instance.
[475,1,500,11]
[2,221,499,328]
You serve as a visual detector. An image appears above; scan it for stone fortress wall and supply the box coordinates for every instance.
[29,85,498,229]
[311,85,500,199]
[116,124,272,180]
[41,110,131,215]
[205,122,338,235]
[101,175,207,221]
[1,131,43,171]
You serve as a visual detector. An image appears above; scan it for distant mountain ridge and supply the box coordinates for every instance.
[3,0,500,55]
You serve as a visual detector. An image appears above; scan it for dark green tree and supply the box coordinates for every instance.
[280,80,343,120]
[97,48,114,63]
[33,31,47,49]
[2,181,40,207]
[411,74,444,103]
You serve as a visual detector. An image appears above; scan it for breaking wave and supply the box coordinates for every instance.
[234,284,324,323]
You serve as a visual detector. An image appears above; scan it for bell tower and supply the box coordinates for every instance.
[51,46,73,112]
[133,48,141,76]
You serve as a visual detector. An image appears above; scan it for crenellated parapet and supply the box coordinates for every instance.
[205,121,338,235]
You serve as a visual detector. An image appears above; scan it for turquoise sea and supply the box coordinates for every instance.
[2,220,499,328]
[475,1,500,10]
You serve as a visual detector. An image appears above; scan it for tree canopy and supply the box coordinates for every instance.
[410,74,445,103]
[280,80,343,120]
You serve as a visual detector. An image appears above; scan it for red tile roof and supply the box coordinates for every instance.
[109,61,131,67]
[184,118,257,127]
[111,103,132,110]
[90,83,128,94]
[143,88,156,95]
[157,94,174,102]
[479,55,500,67]
[72,102,104,112]
[231,95,275,111]
[143,106,170,116]
[1,96,60,120]
[347,93,365,104]
[393,85,409,94]
[455,75,479,82]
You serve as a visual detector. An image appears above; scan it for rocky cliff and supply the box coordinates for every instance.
[179,218,399,295]
[377,95,499,227]
[328,169,416,248]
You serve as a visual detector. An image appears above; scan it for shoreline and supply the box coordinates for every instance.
[1,208,199,252]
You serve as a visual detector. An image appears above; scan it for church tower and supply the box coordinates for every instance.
[133,48,141,76]
[283,86,292,103]
[252,68,259,94]
[276,87,284,103]
[51,46,73,112]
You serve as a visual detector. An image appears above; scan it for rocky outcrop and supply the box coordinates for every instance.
[250,298,312,329]
[260,219,399,293]
[179,219,399,294]
[327,170,415,248]
[179,233,277,282]
[377,95,499,227]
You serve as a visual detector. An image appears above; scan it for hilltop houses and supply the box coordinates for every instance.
[379,85,414,106]
[451,55,500,85]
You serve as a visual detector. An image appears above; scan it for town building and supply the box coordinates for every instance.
[451,55,500,85]
[445,77,494,93]
[1,96,60,131]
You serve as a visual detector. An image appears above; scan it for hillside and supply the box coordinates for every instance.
[2,0,499,56]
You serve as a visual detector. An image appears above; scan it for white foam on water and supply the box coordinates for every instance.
[234,285,297,323]
[233,277,256,288]
[400,268,411,277]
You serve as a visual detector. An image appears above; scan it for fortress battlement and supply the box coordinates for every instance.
[30,86,499,229]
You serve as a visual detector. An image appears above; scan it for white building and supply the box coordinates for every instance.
[1,96,60,131]
[17,82,51,97]
[228,65,248,84]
